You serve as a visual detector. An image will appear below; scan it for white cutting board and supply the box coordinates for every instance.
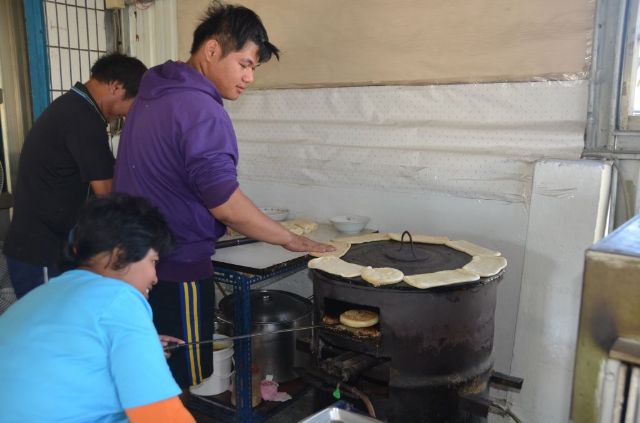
[212,223,373,271]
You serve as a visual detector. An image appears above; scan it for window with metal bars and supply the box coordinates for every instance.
[43,0,107,101]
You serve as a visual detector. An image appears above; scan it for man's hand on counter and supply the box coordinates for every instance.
[282,234,336,253]
[211,188,335,253]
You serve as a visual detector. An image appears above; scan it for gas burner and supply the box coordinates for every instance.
[383,231,430,262]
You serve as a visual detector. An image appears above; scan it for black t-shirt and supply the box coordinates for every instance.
[4,83,115,266]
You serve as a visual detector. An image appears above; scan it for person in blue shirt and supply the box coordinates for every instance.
[0,193,195,423]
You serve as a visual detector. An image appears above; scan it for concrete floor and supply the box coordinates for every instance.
[186,386,327,423]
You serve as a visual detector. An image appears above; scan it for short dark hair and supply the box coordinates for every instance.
[190,1,280,63]
[90,53,147,99]
[61,193,174,271]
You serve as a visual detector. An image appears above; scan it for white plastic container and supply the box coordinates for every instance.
[330,215,370,234]
[189,334,234,396]
[212,334,234,376]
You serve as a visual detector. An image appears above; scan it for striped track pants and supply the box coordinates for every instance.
[148,278,215,388]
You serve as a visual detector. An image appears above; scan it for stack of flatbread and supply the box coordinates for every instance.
[322,311,381,338]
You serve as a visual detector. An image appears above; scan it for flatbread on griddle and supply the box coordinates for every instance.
[309,241,351,258]
[445,240,501,257]
[361,267,404,287]
[463,255,507,277]
[403,269,480,289]
[307,256,367,278]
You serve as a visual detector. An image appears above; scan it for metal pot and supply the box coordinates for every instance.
[217,289,313,382]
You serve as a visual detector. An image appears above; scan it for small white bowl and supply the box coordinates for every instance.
[259,207,289,221]
[330,215,370,234]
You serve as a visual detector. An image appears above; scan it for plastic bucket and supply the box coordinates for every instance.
[212,333,234,377]
[189,371,233,396]
[188,334,234,396]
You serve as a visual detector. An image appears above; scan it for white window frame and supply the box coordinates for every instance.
[619,0,640,131]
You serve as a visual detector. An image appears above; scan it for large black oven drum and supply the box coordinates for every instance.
[310,239,504,422]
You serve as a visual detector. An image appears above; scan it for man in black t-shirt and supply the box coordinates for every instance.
[3,53,147,298]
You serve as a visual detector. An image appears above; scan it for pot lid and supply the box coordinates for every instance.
[218,290,312,324]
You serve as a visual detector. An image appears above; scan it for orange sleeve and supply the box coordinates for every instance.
[125,396,195,423]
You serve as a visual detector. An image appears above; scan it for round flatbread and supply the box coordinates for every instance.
[403,269,480,289]
[463,255,507,277]
[445,239,501,257]
[307,256,367,278]
[309,241,351,258]
[361,267,404,287]
[340,309,379,328]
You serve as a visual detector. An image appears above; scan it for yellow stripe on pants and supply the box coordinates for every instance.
[190,281,203,382]
[182,283,197,384]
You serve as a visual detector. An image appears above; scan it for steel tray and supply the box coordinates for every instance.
[297,406,383,423]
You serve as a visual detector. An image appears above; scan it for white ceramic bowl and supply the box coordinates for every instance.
[330,215,370,234]
[259,207,289,221]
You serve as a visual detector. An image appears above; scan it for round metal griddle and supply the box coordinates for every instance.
[313,237,478,290]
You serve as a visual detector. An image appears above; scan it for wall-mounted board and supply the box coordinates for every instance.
[177,0,594,88]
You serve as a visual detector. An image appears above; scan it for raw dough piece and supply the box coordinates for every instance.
[403,269,480,289]
[226,227,243,238]
[280,221,304,235]
[389,233,449,244]
[290,218,318,234]
[445,240,501,257]
[463,255,507,277]
[309,241,351,258]
[361,267,404,287]
[339,309,379,328]
[332,232,390,244]
[307,256,367,278]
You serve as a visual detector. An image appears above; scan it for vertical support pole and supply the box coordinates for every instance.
[234,274,254,422]
[22,0,50,120]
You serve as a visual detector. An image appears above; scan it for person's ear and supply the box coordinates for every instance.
[204,38,220,61]
[106,247,126,271]
[107,81,125,97]
[107,80,116,96]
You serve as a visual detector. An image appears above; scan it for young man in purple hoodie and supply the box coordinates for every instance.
[113,3,334,388]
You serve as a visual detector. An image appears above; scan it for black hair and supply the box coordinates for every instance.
[61,193,174,271]
[90,53,147,99]
[190,1,280,63]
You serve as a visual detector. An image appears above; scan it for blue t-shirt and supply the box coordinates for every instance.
[0,269,181,422]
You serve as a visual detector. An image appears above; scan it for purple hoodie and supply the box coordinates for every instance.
[113,61,239,281]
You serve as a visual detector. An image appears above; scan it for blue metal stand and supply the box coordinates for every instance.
[213,263,309,423]
[23,0,51,119]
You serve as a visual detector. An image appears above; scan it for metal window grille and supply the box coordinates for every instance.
[43,0,107,101]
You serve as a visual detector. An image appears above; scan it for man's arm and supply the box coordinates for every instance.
[210,188,335,253]
[90,179,112,196]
